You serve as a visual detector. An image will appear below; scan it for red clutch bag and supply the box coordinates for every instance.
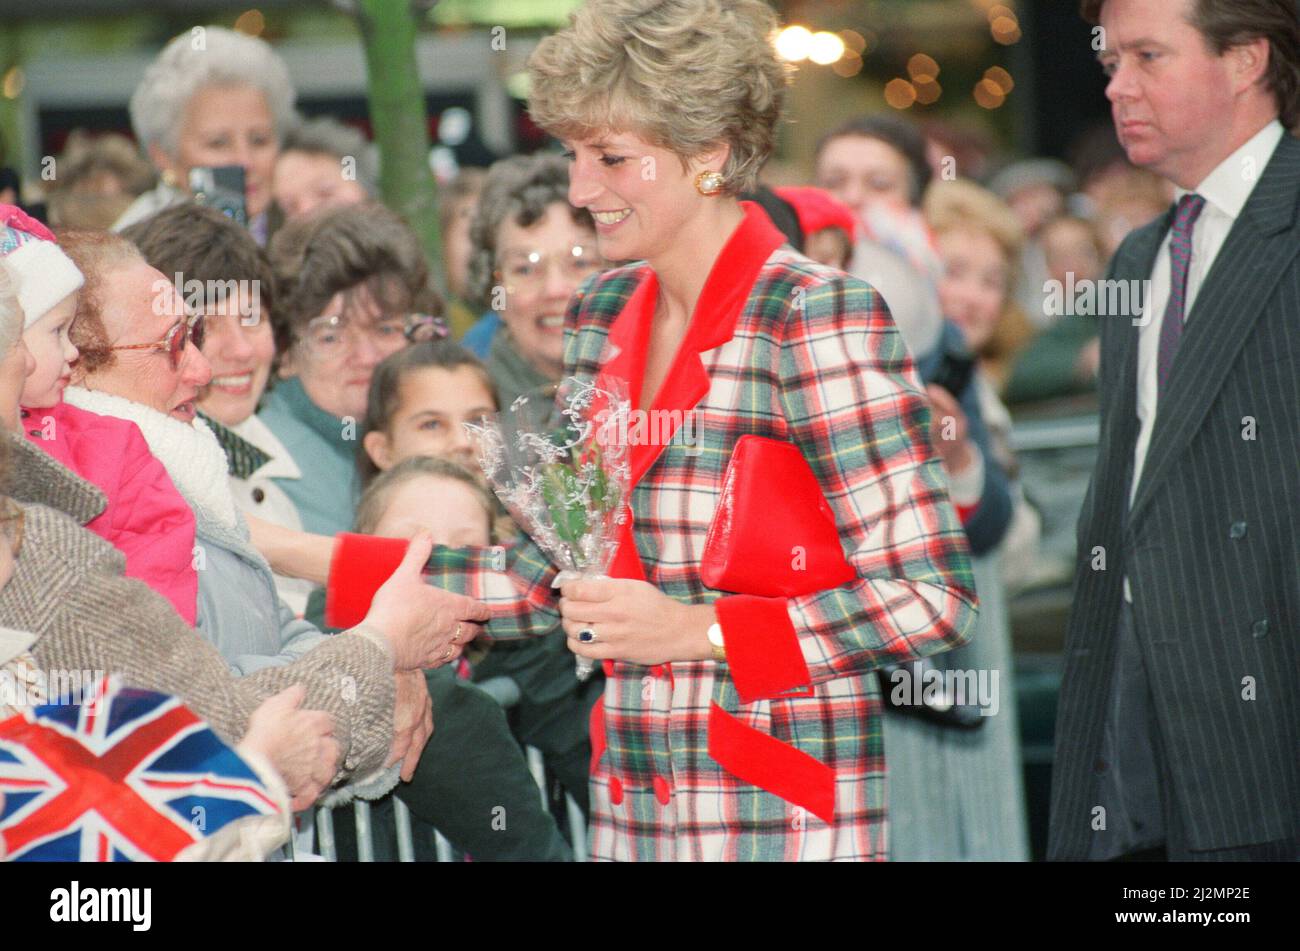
[700,435,856,597]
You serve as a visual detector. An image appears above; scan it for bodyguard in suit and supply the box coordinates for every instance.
[1050,0,1300,860]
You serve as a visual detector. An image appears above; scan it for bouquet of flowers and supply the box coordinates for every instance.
[467,376,633,681]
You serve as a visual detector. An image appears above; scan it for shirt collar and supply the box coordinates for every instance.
[1183,119,1285,220]
[231,413,302,480]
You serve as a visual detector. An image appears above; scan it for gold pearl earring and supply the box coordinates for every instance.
[161,169,177,188]
[694,171,725,197]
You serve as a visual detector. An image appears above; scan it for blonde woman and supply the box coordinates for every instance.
[339,0,977,861]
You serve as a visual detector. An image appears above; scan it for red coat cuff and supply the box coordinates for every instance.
[716,594,813,703]
[325,533,409,629]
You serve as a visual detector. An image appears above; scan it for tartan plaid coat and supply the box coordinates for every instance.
[350,204,976,860]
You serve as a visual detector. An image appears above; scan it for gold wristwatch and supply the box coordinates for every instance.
[706,622,726,663]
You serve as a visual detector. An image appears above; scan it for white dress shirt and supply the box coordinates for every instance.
[1123,119,1285,602]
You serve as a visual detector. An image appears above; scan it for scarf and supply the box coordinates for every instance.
[200,412,272,480]
[485,330,556,409]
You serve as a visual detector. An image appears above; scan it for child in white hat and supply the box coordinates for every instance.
[0,207,83,412]
[1,205,199,625]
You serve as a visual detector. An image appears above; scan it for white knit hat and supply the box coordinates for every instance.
[0,204,85,328]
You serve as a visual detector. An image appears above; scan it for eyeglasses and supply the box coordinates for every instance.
[405,313,450,344]
[107,315,206,371]
[495,245,602,294]
[297,312,413,361]
[0,498,24,558]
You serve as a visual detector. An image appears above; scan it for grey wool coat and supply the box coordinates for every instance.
[0,434,396,780]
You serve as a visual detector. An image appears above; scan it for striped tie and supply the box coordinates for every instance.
[1156,193,1207,393]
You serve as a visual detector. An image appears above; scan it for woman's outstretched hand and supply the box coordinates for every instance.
[559,577,716,666]
[363,533,489,671]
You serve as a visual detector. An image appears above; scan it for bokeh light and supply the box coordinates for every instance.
[832,52,864,78]
[914,75,942,105]
[2,66,24,100]
[840,30,868,56]
[808,31,846,66]
[908,53,940,80]
[984,66,1015,94]
[234,9,265,36]
[775,25,813,62]
[974,78,1007,109]
[885,79,918,110]
[992,15,1022,44]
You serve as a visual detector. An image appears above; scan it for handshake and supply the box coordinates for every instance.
[353,531,489,671]
[242,532,489,811]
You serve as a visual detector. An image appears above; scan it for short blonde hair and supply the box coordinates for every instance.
[924,179,1025,265]
[526,0,789,194]
[354,456,494,538]
[924,179,1033,384]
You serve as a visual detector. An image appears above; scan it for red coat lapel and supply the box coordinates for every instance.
[599,202,784,584]
[600,201,786,491]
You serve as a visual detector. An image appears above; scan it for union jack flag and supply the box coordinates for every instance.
[0,676,283,861]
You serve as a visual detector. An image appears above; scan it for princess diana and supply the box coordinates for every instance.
[338,0,977,860]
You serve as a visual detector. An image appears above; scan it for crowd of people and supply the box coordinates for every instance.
[0,0,1296,862]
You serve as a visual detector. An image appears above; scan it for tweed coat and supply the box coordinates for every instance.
[355,205,976,859]
[0,433,397,782]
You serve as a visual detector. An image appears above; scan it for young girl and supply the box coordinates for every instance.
[355,455,494,552]
[319,456,572,862]
[358,338,498,487]
[351,455,496,675]
[1,207,199,623]
[354,339,600,818]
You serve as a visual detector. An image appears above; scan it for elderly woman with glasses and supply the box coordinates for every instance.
[258,202,439,536]
[464,153,603,407]
[119,202,320,615]
[113,25,296,245]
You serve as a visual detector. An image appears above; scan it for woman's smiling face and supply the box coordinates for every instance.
[196,295,277,427]
[494,202,600,380]
[562,130,705,266]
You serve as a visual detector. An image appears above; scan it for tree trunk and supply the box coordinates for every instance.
[354,0,444,291]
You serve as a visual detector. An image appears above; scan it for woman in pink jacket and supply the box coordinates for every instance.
[0,205,199,623]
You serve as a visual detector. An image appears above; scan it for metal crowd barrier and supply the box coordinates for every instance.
[292,674,588,862]
[296,749,585,863]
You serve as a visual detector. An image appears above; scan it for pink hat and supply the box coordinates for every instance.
[0,204,84,329]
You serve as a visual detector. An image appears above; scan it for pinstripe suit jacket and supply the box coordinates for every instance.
[1048,132,1300,858]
